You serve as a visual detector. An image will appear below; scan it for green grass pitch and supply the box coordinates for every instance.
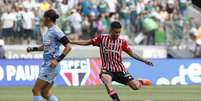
[0,85,201,101]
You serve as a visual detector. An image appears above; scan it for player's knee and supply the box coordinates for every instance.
[131,86,141,90]
[32,88,35,94]
[129,81,142,90]
[32,88,40,95]
[129,83,141,90]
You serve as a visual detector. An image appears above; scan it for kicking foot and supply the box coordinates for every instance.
[139,80,151,86]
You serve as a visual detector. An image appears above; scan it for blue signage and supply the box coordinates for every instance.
[124,59,201,85]
[0,59,42,86]
[0,59,201,86]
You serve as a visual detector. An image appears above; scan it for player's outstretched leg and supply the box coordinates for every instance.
[100,73,120,101]
[128,79,151,90]
[41,82,58,101]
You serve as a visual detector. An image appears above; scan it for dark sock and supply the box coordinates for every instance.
[109,90,120,101]
[110,93,120,101]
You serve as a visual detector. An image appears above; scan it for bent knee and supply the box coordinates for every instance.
[128,80,142,90]
[131,86,141,90]
[32,88,41,95]
[32,88,35,94]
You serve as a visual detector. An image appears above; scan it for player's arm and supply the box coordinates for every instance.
[126,50,153,66]
[56,36,72,62]
[26,45,44,53]
[70,35,102,46]
[70,39,92,46]
[50,36,72,68]
[122,40,153,66]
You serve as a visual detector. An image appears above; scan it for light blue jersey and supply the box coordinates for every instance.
[38,25,65,83]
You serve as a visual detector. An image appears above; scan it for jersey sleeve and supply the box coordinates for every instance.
[55,32,65,40]
[53,27,65,40]
[122,40,132,53]
[90,34,102,47]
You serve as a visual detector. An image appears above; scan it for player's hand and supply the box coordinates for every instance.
[144,60,154,67]
[50,59,58,68]
[27,47,32,53]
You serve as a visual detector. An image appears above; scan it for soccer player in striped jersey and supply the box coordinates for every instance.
[70,21,153,101]
[27,9,71,101]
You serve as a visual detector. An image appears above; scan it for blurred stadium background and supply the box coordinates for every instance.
[0,0,201,101]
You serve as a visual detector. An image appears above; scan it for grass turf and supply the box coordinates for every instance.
[0,85,201,101]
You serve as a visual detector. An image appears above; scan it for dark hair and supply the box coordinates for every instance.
[110,21,122,29]
[44,9,59,22]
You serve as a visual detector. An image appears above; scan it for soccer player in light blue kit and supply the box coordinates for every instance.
[27,9,72,101]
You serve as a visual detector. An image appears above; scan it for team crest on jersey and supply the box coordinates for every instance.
[60,59,90,86]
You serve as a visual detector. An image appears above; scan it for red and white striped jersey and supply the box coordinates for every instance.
[91,34,132,72]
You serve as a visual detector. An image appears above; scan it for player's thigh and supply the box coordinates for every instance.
[100,73,113,92]
[32,79,48,92]
[128,80,142,90]
[114,71,134,85]
[100,73,112,84]
[41,82,54,99]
